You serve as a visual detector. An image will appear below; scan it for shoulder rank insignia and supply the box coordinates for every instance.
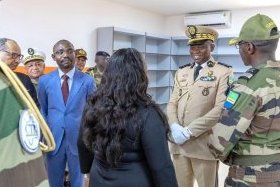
[179,63,191,69]
[238,68,259,80]
[86,67,95,72]
[207,61,215,67]
[218,62,232,68]
[224,90,240,110]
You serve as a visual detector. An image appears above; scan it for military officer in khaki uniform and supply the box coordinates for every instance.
[23,48,46,90]
[75,48,88,71]
[86,51,110,87]
[167,26,232,187]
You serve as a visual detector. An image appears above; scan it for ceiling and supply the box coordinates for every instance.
[105,0,280,16]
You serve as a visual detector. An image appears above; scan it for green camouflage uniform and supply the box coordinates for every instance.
[0,72,49,187]
[86,66,102,87]
[209,60,280,186]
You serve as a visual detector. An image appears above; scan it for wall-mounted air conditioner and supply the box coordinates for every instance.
[184,11,231,28]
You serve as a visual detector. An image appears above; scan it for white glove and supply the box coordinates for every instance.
[170,123,192,145]
[183,127,192,138]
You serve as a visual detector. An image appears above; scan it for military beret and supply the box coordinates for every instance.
[75,48,87,60]
[186,25,218,45]
[229,14,280,45]
[22,48,46,65]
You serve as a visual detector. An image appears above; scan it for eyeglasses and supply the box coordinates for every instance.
[54,48,74,56]
[235,41,248,49]
[0,50,23,60]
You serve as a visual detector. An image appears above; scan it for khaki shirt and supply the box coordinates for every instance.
[167,57,232,160]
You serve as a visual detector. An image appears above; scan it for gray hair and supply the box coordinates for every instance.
[0,38,8,51]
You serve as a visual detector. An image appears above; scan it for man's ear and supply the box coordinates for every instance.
[247,42,255,55]
[51,54,55,61]
[210,43,215,52]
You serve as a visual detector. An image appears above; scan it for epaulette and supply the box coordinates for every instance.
[218,62,232,68]
[86,67,95,72]
[207,61,215,67]
[238,68,259,81]
[179,63,191,69]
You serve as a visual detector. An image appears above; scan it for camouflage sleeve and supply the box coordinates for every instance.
[167,71,180,124]
[188,67,232,137]
[208,83,261,162]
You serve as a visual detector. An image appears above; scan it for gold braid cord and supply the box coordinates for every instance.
[0,61,55,152]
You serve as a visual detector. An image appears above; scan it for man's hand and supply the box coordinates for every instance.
[170,123,192,145]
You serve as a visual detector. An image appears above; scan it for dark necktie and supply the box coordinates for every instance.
[61,74,69,105]
[194,65,202,81]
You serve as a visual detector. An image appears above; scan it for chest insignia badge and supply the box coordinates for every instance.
[202,87,209,96]
[179,89,182,96]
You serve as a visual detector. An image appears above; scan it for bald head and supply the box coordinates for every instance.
[53,40,74,53]
[0,38,22,70]
[0,38,20,51]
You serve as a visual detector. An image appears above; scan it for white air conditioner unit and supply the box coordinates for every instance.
[184,11,231,28]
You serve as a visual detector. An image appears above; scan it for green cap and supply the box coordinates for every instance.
[229,14,280,45]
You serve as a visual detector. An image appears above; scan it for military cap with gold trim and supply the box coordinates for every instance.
[75,48,87,60]
[186,25,218,44]
[22,48,46,65]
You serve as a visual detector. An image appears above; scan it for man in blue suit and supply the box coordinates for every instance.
[38,39,96,187]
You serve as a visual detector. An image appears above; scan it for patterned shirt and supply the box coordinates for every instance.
[209,60,280,164]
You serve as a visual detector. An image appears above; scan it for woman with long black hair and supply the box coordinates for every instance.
[77,48,178,187]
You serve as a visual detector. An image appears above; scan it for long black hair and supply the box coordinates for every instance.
[81,48,169,167]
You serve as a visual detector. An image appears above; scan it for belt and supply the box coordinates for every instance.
[228,165,280,183]
[231,153,280,166]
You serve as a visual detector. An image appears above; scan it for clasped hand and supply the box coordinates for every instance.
[170,123,192,145]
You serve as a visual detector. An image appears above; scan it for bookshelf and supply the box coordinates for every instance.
[97,27,245,112]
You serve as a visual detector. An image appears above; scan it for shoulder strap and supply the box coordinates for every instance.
[179,63,191,69]
[218,62,232,68]
[238,68,259,81]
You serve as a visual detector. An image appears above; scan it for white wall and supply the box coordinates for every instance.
[0,0,166,66]
[2,1,280,66]
[164,6,280,36]
[164,6,280,59]
[1,2,279,186]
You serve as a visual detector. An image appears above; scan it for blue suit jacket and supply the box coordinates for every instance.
[38,69,96,156]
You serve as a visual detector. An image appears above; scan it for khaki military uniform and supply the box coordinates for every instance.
[167,57,232,187]
[86,66,102,87]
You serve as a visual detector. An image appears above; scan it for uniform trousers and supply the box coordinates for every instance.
[225,163,280,187]
[173,154,219,187]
